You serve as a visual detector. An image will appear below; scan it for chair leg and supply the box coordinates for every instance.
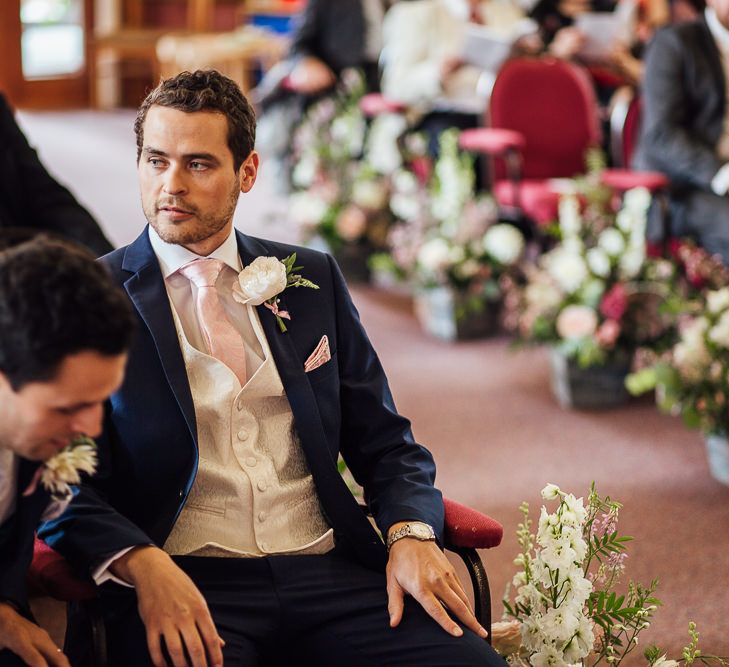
[451,546,492,644]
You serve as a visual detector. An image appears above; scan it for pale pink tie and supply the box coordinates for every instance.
[179,258,247,385]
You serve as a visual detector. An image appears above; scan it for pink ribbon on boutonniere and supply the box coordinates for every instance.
[22,466,44,497]
[264,300,291,321]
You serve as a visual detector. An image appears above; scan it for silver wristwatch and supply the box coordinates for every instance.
[386,521,436,551]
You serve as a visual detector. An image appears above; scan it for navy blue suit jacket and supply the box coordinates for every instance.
[40,228,443,573]
[0,458,50,613]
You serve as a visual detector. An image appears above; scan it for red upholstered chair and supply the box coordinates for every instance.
[29,499,503,660]
[459,57,602,230]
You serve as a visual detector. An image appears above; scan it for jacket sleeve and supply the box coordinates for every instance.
[326,254,445,544]
[0,94,114,256]
[638,29,722,190]
[37,408,154,576]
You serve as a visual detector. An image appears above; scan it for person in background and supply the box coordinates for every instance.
[0,235,131,666]
[0,94,114,256]
[633,0,729,260]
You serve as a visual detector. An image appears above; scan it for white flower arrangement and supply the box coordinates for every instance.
[497,484,728,667]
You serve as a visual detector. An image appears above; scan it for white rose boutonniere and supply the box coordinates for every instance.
[23,435,98,502]
[232,253,319,332]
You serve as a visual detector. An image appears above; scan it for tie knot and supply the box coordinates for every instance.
[179,258,225,288]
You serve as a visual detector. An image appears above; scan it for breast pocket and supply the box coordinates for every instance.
[305,351,338,385]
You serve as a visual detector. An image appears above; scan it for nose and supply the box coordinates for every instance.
[71,403,104,439]
[163,163,187,196]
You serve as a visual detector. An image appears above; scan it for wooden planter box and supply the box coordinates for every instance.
[413,287,500,341]
[549,348,631,410]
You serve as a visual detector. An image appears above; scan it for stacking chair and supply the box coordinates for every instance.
[459,57,602,232]
[29,497,503,665]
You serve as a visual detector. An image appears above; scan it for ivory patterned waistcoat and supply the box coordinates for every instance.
[164,303,333,557]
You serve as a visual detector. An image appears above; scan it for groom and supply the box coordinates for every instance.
[41,70,504,667]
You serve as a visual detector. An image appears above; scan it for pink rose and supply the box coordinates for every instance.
[596,319,621,348]
[599,284,628,321]
[335,205,368,242]
[556,305,598,339]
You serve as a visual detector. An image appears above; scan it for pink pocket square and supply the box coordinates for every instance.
[304,335,331,373]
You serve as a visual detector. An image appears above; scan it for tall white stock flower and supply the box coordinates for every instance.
[291,152,319,188]
[392,168,419,195]
[708,310,729,348]
[540,538,578,576]
[482,223,525,265]
[560,493,588,527]
[365,114,407,175]
[390,193,421,222]
[542,483,562,500]
[531,644,569,667]
[288,192,329,228]
[558,194,582,238]
[623,186,652,215]
[619,245,646,280]
[541,606,581,643]
[544,248,588,294]
[597,227,626,257]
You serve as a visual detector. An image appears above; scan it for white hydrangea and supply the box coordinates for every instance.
[558,194,582,238]
[598,228,626,257]
[417,237,451,273]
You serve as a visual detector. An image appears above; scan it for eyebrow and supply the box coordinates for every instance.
[143,147,221,164]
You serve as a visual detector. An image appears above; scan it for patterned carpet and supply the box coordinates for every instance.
[19,108,729,663]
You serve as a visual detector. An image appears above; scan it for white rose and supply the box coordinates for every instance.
[598,227,626,257]
[417,238,451,272]
[556,305,598,339]
[707,288,729,314]
[390,193,421,222]
[545,249,588,294]
[709,311,729,348]
[233,256,287,305]
[483,224,525,265]
[586,247,611,278]
[351,179,389,211]
[288,192,329,228]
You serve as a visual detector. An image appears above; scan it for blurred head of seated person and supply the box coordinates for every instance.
[0,93,114,257]
[37,69,506,667]
[632,0,729,261]
[0,234,131,667]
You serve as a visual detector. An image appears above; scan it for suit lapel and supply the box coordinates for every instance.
[702,19,725,109]
[122,230,197,445]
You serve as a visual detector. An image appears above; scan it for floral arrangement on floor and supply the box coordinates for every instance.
[626,285,729,437]
[287,70,430,272]
[502,184,678,368]
[493,483,728,667]
[371,129,526,323]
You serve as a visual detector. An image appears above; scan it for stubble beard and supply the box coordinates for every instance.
[144,183,241,246]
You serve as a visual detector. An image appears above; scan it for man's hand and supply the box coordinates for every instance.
[385,537,489,640]
[0,602,70,667]
[110,546,224,667]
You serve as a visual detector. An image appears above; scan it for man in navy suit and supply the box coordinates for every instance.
[41,70,505,667]
[0,237,130,666]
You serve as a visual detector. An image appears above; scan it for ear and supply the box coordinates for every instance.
[238,151,260,193]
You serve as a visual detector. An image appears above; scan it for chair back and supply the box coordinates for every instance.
[609,86,642,168]
[488,57,602,180]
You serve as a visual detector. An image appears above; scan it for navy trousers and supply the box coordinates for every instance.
[87,546,506,667]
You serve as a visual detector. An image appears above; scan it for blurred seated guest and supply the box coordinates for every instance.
[0,236,131,667]
[633,0,729,260]
[253,0,385,192]
[381,0,537,154]
[536,0,669,85]
[0,94,113,256]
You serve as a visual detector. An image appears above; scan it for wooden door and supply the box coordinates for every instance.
[0,0,93,109]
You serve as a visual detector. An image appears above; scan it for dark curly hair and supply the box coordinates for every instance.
[134,69,257,172]
[0,236,133,390]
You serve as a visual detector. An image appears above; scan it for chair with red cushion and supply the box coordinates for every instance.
[29,498,503,661]
[459,57,602,230]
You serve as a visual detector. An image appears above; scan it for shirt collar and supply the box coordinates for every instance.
[706,7,729,53]
[147,225,243,279]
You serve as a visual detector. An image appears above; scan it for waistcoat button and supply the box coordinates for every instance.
[258,512,266,522]
[257,480,267,492]
[245,457,257,467]
[237,429,248,441]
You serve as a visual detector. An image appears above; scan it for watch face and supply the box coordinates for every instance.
[411,523,433,539]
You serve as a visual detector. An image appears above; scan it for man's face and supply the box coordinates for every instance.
[138,105,259,255]
[0,351,127,461]
[709,0,729,28]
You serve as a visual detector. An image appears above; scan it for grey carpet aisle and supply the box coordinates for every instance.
[19,109,729,663]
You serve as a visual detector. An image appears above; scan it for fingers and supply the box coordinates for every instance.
[12,643,48,667]
[41,645,71,667]
[386,572,405,628]
[437,585,488,639]
[417,592,463,637]
[197,617,225,667]
[146,627,166,667]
